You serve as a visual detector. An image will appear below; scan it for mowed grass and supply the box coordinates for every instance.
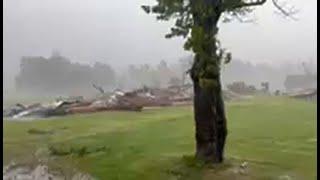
[3,97,317,180]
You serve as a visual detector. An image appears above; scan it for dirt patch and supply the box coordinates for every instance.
[3,162,94,180]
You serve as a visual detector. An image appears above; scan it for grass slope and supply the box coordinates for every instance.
[3,97,317,180]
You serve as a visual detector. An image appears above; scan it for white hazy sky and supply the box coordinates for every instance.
[3,0,317,83]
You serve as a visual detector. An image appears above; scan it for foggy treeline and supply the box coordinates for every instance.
[13,53,192,96]
[15,52,116,96]
[221,59,317,91]
[9,52,317,97]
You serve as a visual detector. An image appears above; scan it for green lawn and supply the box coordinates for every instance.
[3,97,317,180]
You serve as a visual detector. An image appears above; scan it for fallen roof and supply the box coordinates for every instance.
[288,88,317,97]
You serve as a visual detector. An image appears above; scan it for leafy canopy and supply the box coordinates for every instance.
[142,0,296,60]
[142,0,296,89]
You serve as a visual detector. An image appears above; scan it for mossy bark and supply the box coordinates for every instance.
[192,76,227,163]
[190,0,227,163]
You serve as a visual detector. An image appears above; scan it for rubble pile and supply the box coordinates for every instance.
[4,84,251,119]
[226,81,257,95]
[4,84,249,119]
[287,88,317,102]
[3,89,143,119]
[223,90,244,101]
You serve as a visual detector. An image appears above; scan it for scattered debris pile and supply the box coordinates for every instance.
[223,90,253,101]
[3,102,67,119]
[128,85,194,106]
[120,88,173,107]
[223,90,242,101]
[4,84,248,119]
[226,81,257,95]
[3,90,143,119]
[287,88,317,102]
[168,84,193,104]
[3,103,26,117]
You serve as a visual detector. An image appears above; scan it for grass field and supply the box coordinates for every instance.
[3,97,317,180]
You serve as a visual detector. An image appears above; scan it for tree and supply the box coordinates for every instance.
[261,81,270,92]
[93,62,116,89]
[15,54,116,95]
[168,77,183,87]
[142,0,296,163]
[178,56,193,85]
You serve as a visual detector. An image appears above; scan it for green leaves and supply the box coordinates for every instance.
[141,0,250,85]
[141,5,151,14]
[141,0,191,40]
[183,37,193,50]
[224,52,232,64]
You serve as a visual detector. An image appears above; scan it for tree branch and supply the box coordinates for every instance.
[271,0,298,20]
[233,13,256,23]
[223,0,267,11]
[222,0,298,20]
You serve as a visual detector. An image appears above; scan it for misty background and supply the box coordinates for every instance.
[3,0,317,97]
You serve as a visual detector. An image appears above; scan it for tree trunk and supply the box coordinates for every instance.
[189,0,227,163]
[192,73,227,163]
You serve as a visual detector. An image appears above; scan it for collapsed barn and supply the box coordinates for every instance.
[288,89,317,102]
[3,85,192,119]
[4,83,254,120]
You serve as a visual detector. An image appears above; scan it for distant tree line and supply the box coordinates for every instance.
[14,52,316,96]
[15,53,116,95]
[14,53,190,96]
[117,59,189,90]
[226,81,257,95]
[221,59,317,91]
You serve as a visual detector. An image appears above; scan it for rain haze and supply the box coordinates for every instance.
[2,1,317,179]
[3,0,317,95]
